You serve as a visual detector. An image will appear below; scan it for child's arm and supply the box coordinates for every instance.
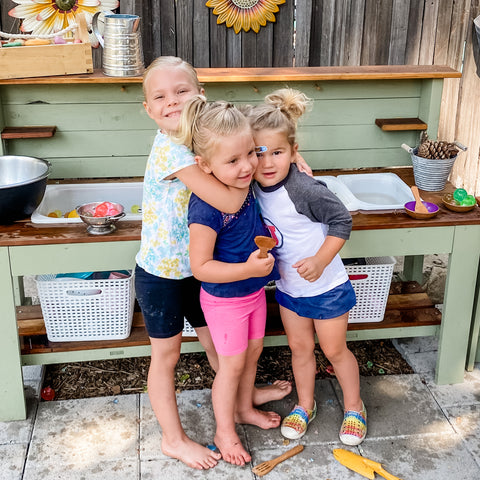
[293,235,346,283]
[189,223,275,283]
[176,164,247,214]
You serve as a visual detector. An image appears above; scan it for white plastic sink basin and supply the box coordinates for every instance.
[315,173,414,212]
[31,182,143,224]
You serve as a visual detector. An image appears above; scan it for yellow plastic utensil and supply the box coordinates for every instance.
[252,444,304,477]
[333,448,403,480]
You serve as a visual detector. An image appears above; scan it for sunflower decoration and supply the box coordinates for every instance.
[206,0,286,34]
[8,0,119,47]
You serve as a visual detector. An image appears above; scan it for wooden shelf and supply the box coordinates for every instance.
[17,282,441,356]
[1,126,56,139]
[375,118,427,131]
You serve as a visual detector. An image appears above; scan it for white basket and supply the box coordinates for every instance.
[36,272,135,342]
[345,257,395,323]
[182,319,197,337]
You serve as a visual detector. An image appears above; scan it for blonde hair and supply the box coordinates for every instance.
[142,56,202,98]
[248,88,311,146]
[175,95,250,159]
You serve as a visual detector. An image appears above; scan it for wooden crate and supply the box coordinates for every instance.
[0,13,92,80]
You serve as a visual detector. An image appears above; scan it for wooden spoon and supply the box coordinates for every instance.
[251,445,304,477]
[411,186,429,214]
[254,235,276,258]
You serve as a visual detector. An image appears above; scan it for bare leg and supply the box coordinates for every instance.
[195,326,292,406]
[280,305,316,411]
[234,337,281,429]
[314,313,362,411]
[148,334,221,470]
[212,350,251,466]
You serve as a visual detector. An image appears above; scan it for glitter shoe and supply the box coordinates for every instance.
[280,401,317,440]
[339,402,367,446]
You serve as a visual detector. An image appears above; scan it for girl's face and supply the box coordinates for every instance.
[196,128,258,190]
[253,129,298,187]
[143,66,204,134]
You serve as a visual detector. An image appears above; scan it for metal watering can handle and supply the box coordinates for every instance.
[401,143,414,154]
[92,11,104,48]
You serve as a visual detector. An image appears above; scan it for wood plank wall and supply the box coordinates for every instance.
[1,0,479,193]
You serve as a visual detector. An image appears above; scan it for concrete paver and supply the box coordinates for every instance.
[1,337,480,479]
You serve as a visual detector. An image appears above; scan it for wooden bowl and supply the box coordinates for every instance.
[442,193,476,212]
[404,200,439,219]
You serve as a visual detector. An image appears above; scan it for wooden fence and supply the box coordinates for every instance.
[1,0,479,193]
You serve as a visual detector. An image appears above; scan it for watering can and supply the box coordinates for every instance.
[92,12,144,77]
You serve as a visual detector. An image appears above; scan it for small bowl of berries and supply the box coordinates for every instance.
[76,201,125,235]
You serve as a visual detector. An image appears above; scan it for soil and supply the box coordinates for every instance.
[42,340,413,401]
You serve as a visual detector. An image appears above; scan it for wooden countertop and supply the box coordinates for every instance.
[0,65,461,85]
[1,168,479,247]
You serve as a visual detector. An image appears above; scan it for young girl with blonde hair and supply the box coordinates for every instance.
[248,88,367,446]
[179,96,282,465]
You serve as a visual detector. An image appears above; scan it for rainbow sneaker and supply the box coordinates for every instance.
[280,402,317,440]
[339,402,367,446]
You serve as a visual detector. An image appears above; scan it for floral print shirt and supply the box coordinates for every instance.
[136,130,195,279]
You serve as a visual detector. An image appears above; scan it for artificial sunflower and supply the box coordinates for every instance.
[8,0,119,46]
[206,0,286,34]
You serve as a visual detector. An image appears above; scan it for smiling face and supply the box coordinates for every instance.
[253,129,298,187]
[196,127,258,190]
[143,66,204,134]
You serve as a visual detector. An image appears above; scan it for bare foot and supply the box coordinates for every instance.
[253,380,292,406]
[214,431,251,466]
[235,408,281,429]
[162,436,221,470]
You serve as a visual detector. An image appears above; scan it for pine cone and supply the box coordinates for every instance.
[417,139,458,159]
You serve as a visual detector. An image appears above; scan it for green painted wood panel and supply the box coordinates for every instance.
[47,156,148,179]
[3,97,421,130]
[0,77,440,178]
[0,248,27,421]
[4,104,154,130]
[7,130,155,158]
[9,241,140,276]
[0,80,421,104]
[341,227,454,257]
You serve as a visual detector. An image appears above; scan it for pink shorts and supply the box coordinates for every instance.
[200,287,266,356]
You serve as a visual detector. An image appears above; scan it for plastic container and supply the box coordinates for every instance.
[345,257,396,323]
[36,271,135,341]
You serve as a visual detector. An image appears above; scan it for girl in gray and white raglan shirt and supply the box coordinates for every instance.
[248,88,367,447]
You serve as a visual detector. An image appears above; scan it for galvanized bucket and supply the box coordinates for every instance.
[401,143,467,192]
[92,13,144,77]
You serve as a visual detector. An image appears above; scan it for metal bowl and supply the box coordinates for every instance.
[404,200,439,219]
[0,155,51,223]
[76,201,125,235]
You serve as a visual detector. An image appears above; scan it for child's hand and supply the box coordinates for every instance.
[246,250,275,277]
[294,152,313,177]
[292,256,326,282]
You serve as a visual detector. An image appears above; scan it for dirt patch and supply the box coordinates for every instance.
[42,340,413,401]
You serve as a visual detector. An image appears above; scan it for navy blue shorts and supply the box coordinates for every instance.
[275,280,356,320]
[134,265,207,339]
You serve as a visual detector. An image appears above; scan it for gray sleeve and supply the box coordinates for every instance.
[284,166,352,240]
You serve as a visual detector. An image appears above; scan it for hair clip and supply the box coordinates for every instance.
[255,146,268,153]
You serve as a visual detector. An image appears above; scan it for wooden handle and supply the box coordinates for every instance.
[411,186,428,213]
[270,445,304,466]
